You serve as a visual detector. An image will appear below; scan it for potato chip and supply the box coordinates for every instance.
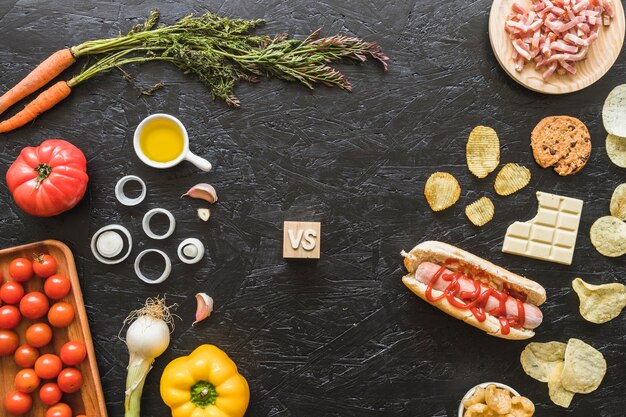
[520,341,566,382]
[485,384,511,414]
[424,172,461,211]
[494,163,531,196]
[602,84,626,138]
[572,277,626,324]
[610,183,626,221]
[548,362,575,408]
[561,338,606,394]
[589,216,626,257]
[465,197,495,226]
[467,126,500,178]
[606,134,626,168]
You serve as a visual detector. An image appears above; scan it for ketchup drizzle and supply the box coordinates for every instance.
[424,266,526,335]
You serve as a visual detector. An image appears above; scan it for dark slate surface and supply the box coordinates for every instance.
[0,0,625,416]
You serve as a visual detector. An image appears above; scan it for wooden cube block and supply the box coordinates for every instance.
[283,221,321,259]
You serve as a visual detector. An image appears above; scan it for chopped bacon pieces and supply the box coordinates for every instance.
[505,0,614,80]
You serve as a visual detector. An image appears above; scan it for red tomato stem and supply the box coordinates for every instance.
[34,163,52,188]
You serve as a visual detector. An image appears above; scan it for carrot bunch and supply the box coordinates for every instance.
[0,12,163,133]
[0,51,74,132]
[0,10,388,133]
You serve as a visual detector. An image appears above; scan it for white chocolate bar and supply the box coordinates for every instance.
[502,192,583,265]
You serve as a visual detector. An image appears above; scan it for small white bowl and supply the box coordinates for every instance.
[458,382,520,417]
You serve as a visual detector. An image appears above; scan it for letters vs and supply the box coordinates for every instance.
[288,228,317,251]
[283,221,321,259]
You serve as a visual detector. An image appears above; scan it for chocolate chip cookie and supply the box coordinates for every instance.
[531,116,591,176]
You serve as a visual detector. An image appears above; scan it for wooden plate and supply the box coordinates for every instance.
[489,0,625,94]
[0,240,108,417]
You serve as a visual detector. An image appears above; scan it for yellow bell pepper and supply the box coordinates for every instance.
[160,344,249,417]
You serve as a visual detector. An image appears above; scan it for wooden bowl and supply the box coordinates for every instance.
[0,240,108,417]
[458,382,521,417]
[489,0,625,94]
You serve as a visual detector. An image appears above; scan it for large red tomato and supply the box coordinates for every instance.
[6,139,88,217]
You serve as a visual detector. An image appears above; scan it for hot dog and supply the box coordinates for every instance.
[401,241,546,340]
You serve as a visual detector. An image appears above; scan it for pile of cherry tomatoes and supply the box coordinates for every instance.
[0,254,87,417]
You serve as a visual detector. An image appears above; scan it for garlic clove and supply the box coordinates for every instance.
[197,208,211,222]
[182,183,218,204]
[193,293,214,326]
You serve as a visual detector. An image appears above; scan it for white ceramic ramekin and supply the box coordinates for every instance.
[458,382,520,417]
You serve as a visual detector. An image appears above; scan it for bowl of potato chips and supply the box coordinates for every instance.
[458,382,535,417]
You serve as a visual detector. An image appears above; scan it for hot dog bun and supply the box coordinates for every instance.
[401,241,547,340]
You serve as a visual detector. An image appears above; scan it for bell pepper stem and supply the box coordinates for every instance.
[124,353,154,417]
[191,380,218,408]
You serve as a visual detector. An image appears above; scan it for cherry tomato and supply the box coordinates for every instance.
[0,329,19,356]
[4,390,32,415]
[0,281,25,304]
[9,258,33,282]
[14,368,40,393]
[19,292,49,320]
[57,367,82,393]
[33,254,57,278]
[25,323,53,348]
[39,382,62,406]
[34,354,62,379]
[0,305,21,329]
[43,274,71,300]
[47,302,74,328]
[45,402,72,417]
[60,341,87,366]
[14,345,39,368]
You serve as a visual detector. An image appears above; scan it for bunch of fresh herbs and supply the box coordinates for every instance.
[70,9,388,106]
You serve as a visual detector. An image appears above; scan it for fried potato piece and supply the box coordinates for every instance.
[467,125,500,178]
[424,172,461,211]
[494,163,531,196]
[606,134,626,168]
[464,403,491,417]
[602,84,626,138]
[520,341,566,382]
[463,387,486,408]
[548,362,575,408]
[561,338,606,394]
[509,396,535,417]
[572,278,626,324]
[610,183,626,221]
[589,216,626,257]
[465,197,495,226]
[485,384,512,415]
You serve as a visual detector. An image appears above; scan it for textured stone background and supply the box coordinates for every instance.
[0,0,625,416]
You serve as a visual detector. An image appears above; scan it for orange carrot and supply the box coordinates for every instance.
[0,49,75,115]
[0,81,71,133]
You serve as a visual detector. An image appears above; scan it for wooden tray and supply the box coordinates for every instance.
[489,0,625,94]
[0,240,108,417]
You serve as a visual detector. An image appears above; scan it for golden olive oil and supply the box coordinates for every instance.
[139,118,185,163]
